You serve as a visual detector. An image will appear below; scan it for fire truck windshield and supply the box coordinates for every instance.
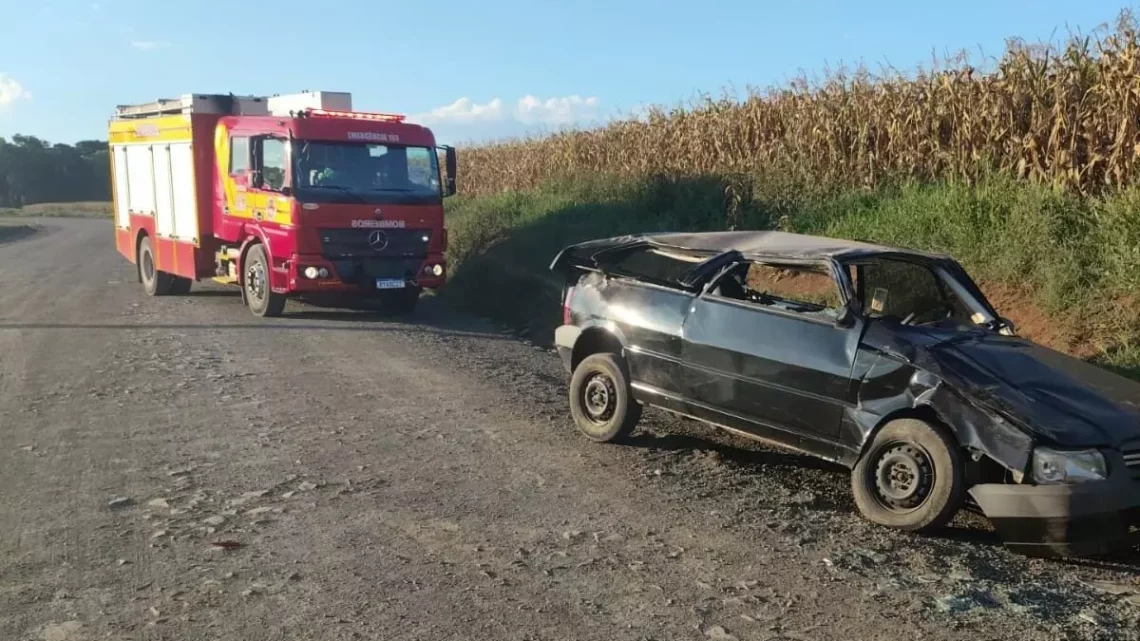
[293,140,442,204]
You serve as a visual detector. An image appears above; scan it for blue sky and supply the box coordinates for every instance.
[0,0,1134,145]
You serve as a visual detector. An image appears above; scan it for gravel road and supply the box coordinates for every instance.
[1,218,1139,641]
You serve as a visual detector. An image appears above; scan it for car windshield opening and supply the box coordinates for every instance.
[294,141,441,198]
[851,258,982,326]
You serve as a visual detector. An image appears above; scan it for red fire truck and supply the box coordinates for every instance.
[108,91,456,316]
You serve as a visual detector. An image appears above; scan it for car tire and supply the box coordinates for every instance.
[138,236,173,296]
[569,353,642,443]
[852,418,965,533]
[243,245,286,318]
[169,276,193,295]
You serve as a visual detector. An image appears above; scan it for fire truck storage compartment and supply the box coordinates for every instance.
[111,139,200,245]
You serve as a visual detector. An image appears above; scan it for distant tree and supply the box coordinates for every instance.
[0,136,110,207]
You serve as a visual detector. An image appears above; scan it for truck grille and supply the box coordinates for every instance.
[318,228,431,259]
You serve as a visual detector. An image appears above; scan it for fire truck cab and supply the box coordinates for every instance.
[109,91,456,317]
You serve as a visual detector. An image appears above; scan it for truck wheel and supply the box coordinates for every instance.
[138,236,173,296]
[243,245,286,318]
[169,277,193,295]
[852,418,965,533]
[568,353,642,443]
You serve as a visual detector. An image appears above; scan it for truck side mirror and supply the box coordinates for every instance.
[444,146,457,197]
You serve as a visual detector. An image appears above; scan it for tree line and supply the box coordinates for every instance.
[0,136,110,208]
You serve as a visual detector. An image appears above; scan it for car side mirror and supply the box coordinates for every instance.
[998,316,1017,335]
[834,304,856,328]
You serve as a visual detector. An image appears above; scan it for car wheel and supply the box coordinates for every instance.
[568,353,642,443]
[138,236,173,296]
[244,245,286,318]
[852,418,965,532]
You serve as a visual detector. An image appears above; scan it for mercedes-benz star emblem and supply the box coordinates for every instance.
[368,230,389,251]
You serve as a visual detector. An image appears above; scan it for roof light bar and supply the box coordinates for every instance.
[304,108,406,123]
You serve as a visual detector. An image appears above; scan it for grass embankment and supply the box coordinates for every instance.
[0,201,112,218]
[443,175,1140,380]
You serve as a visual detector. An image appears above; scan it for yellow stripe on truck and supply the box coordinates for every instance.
[108,114,194,144]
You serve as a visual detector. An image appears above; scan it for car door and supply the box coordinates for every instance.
[680,258,863,451]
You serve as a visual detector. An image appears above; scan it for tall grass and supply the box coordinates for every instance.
[457,11,1140,198]
[444,173,1140,374]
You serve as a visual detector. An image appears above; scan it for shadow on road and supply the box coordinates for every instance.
[0,321,517,342]
[625,429,846,475]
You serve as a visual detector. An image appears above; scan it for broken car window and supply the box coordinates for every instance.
[601,247,703,287]
[856,259,973,324]
[710,261,843,320]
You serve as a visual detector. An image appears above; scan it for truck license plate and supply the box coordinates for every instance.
[376,278,405,290]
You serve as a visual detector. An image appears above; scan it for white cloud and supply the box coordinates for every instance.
[131,40,171,51]
[0,74,32,109]
[411,94,602,142]
[516,95,600,125]
[416,97,506,125]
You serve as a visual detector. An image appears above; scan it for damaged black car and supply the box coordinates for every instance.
[549,230,1140,557]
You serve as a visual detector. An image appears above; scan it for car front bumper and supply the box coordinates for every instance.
[970,460,1140,557]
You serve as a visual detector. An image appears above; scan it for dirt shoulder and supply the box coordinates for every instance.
[1,219,1138,641]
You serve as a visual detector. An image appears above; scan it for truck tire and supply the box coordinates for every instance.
[851,418,965,533]
[568,353,642,443]
[169,277,193,295]
[138,236,173,296]
[243,245,286,318]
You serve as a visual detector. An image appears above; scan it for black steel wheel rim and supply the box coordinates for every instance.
[581,372,617,425]
[246,261,266,303]
[871,442,934,512]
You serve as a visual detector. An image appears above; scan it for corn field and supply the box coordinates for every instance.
[457,12,1140,197]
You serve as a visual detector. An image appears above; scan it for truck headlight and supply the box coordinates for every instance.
[1032,447,1106,484]
[303,266,319,279]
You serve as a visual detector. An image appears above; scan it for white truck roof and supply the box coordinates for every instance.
[114,94,269,119]
[267,91,353,116]
[113,90,355,120]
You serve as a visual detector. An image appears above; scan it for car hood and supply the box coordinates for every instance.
[867,324,1140,448]
[927,332,1140,448]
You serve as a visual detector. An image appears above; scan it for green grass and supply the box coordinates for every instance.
[0,201,113,218]
[443,174,1140,378]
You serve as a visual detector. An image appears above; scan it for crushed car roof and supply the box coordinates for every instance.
[561,230,951,262]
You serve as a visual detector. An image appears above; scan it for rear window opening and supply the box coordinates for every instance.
[598,246,704,287]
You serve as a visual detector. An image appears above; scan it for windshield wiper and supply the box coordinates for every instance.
[304,185,366,203]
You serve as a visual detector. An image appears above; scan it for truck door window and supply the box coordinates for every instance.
[259,138,286,192]
[230,137,250,175]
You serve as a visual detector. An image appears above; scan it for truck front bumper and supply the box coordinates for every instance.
[285,253,446,293]
[970,462,1140,557]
